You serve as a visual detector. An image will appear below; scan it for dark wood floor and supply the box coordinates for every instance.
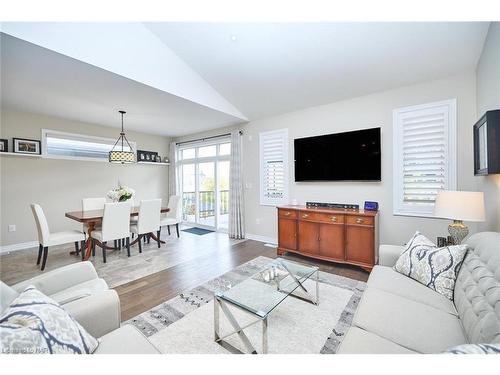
[114,239,369,321]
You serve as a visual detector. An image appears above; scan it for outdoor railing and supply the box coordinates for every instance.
[182,190,229,220]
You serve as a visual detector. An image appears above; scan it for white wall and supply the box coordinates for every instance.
[0,108,170,248]
[241,72,478,245]
[476,22,500,231]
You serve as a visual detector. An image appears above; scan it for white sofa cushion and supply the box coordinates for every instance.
[352,288,467,353]
[455,232,500,344]
[394,231,468,300]
[0,286,98,354]
[0,282,19,313]
[337,327,417,354]
[49,278,109,305]
[367,266,458,315]
[95,324,159,354]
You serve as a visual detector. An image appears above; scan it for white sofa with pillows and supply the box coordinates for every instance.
[338,231,500,354]
[1,261,158,354]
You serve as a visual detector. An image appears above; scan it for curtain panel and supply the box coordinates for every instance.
[229,131,245,239]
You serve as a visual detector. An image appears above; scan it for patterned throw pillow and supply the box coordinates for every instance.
[445,343,500,354]
[0,286,98,354]
[394,231,468,300]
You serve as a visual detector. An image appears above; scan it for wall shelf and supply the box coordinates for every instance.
[137,161,170,166]
[0,152,42,158]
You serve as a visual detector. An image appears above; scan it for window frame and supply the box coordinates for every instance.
[392,99,457,217]
[259,128,289,206]
[41,129,137,163]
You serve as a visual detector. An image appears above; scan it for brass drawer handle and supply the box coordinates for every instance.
[330,216,337,222]
[302,214,309,218]
[356,218,364,224]
[284,211,291,216]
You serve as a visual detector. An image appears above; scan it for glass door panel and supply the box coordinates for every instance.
[217,161,230,230]
[181,164,196,223]
[198,162,215,227]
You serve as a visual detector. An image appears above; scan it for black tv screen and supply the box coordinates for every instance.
[294,128,381,181]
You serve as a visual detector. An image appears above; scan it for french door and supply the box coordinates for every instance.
[178,140,230,231]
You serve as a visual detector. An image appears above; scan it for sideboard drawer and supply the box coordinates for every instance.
[278,209,298,219]
[299,211,345,224]
[346,215,374,226]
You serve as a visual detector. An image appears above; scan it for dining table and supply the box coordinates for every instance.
[65,206,170,260]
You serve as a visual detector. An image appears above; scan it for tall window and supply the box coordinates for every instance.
[260,128,289,206]
[177,138,231,231]
[393,99,457,217]
[42,129,135,162]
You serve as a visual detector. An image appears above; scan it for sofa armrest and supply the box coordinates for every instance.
[12,261,99,295]
[379,245,405,267]
[64,289,121,338]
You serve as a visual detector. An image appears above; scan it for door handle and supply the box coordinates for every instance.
[302,214,309,218]
[356,218,364,224]
[330,216,337,222]
[284,211,291,216]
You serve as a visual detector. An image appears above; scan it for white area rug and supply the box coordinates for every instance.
[127,256,366,354]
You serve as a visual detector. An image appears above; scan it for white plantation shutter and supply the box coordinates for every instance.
[393,99,457,216]
[260,129,289,205]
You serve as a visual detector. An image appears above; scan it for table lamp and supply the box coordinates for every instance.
[434,191,485,244]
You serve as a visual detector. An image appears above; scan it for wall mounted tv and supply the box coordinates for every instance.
[294,127,381,181]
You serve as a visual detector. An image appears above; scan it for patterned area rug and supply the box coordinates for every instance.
[126,256,366,354]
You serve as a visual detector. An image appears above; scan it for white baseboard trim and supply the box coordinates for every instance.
[245,233,277,246]
[0,241,38,255]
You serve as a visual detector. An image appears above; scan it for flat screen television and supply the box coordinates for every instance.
[294,127,381,181]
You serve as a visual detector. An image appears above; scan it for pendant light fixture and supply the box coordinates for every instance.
[109,110,135,164]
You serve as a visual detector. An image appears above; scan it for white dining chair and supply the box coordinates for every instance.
[30,204,86,271]
[90,202,131,263]
[82,197,105,234]
[130,199,162,251]
[160,195,182,237]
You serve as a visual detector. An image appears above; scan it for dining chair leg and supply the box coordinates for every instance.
[122,238,125,247]
[157,229,161,248]
[80,240,86,261]
[176,223,180,238]
[143,235,146,243]
[102,241,107,263]
[126,237,131,257]
[132,233,135,239]
[138,235,143,253]
[36,244,43,265]
[119,239,122,251]
[114,240,118,249]
[41,247,49,271]
[167,225,171,235]
[74,241,79,254]
[92,239,96,257]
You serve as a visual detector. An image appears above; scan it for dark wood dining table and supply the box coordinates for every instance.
[65,206,170,260]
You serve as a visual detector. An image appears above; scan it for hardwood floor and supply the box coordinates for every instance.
[115,239,369,321]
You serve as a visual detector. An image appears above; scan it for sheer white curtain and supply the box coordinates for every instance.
[168,141,178,196]
[229,131,245,239]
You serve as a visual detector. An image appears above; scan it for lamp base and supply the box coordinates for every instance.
[448,220,469,245]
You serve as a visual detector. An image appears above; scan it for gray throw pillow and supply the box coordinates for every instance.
[0,286,98,354]
[394,231,468,300]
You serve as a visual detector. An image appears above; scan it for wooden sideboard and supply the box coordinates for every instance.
[277,206,379,271]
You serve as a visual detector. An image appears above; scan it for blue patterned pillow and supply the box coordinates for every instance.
[0,286,98,354]
[394,232,468,300]
[445,343,500,354]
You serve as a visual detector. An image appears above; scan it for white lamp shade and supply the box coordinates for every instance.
[434,191,485,222]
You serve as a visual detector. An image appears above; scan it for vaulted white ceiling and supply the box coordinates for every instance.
[146,22,490,120]
[0,22,491,136]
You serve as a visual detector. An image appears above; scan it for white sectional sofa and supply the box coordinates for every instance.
[1,261,158,354]
[338,231,500,353]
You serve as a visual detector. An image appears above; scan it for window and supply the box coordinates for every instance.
[219,142,231,156]
[393,99,457,217]
[42,129,136,162]
[260,129,289,206]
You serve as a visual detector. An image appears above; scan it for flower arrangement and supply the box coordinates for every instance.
[107,184,135,202]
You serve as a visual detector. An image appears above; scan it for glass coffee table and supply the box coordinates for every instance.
[213,258,319,354]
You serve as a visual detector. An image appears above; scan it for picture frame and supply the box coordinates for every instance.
[137,150,158,162]
[0,139,7,152]
[13,138,41,155]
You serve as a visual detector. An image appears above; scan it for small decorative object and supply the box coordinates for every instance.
[106,184,135,202]
[13,138,41,154]
[109,111,135,164]
[434,191,485,244]
[0,139,7,152]
[436,237,447,247]
[364,201,379,211]
[155,155,162,163]
[163,156,170,163]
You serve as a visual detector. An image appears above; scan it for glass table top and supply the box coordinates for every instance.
[215,258,319,318]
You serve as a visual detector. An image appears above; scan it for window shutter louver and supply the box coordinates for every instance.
[260,129,289,205]
[393,100,457,216]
